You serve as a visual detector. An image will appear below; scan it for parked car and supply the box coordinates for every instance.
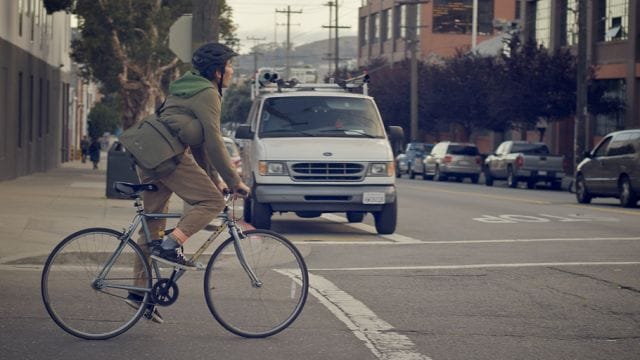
[422,141,482,183]
[395,142,430,178]
[484,141,566,190]
[575,129,640,208]
[223,136,242,177]
[409,143,434,178]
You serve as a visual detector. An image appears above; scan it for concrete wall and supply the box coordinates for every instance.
[0,2,73,180]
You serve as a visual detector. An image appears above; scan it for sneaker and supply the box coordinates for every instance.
[124,293,164,324]
[151,246,197,270]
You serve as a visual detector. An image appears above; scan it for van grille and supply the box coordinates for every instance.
[290,162,364,181]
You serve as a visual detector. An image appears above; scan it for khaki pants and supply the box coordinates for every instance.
[133,154,225,287]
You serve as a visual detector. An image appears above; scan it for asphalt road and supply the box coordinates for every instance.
[3,177,639,360]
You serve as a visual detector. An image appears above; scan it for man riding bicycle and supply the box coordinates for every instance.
[125,43,250,322]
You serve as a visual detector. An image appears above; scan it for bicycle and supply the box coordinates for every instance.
[41,181,309,340]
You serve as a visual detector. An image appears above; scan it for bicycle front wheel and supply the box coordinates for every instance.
[41,228,152,340]
[204,229,309,338]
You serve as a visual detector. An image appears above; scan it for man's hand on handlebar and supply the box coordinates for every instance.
[221,181,250,198]
[234,181,251,198]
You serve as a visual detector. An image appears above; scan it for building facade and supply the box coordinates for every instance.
[521,0,639,150]
[358,0,518,67]
[0,1,98,181]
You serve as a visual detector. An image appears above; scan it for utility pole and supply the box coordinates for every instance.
[398,0,429,141]
[191,0,218,52]
[247,36,266,75]
[323,1,350,76]
[324,1,334,75]
[276,6,302,79]
[574,0,588,170]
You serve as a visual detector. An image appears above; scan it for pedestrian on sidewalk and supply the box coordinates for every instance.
[89,137,101,170]
[80,135,89,163]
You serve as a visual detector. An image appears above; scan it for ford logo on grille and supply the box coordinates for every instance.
[323,152,333,157]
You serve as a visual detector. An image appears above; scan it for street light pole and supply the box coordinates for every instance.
[574,0,588,171]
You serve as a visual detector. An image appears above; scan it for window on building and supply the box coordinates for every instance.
[595,79,626,136]
[387,7,394,40]
[534,0,551,48]
[597,0,628,41]
[399,5,406,39]
[370,13,379,43]
[46,80,50,134]
[381,9,389,42]
[561,0,579,46]
[38,78,43,138]
[18,72,23,148]
[432,0,494,35]
[29,75,34,142]
[359,16,367,46]
[416,4,422,37]
[18,0,24,37]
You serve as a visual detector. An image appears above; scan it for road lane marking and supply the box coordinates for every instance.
[563,204,640,216]
[321,214,422,243]
[402,184,550,204]
[279,270,431,360]
[309,261,640,272]
[293,236,640,245]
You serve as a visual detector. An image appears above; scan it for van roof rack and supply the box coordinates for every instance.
[252,72,370,99]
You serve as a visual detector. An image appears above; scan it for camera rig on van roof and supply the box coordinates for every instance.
[251,71,370,100]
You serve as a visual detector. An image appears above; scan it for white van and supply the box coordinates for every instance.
[235,81,403,234]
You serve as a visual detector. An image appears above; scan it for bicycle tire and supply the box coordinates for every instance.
[204,229,309,338]
[41,227,152,340]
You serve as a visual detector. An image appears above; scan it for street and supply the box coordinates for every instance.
[1,169,639,360]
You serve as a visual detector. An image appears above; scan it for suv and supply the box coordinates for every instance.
[235,81,403,234]
[575,129,640,208]
[423,141,482,183]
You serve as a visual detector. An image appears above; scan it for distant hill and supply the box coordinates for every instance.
[235,36,358,79]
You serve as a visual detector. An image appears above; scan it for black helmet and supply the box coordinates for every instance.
[191,43,238,77]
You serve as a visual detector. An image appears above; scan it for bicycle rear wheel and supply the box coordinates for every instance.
[204,229,309,338]
[41,228,152,340]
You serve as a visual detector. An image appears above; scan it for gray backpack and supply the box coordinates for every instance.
[119,113,185,179]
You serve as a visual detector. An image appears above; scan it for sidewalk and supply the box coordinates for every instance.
[0,152,225,265]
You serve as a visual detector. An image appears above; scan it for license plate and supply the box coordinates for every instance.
[458,160,470,165]
[363,192,385,204]
[539,171,547,176]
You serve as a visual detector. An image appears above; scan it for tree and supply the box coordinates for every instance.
[71,0,236,130]
[87,102,120,139]
[221,81,253,125]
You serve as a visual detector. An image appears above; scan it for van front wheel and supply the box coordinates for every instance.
[374,201,397,235]
[250,200,272,230]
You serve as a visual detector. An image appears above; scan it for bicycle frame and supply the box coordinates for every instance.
[95,196,262,298]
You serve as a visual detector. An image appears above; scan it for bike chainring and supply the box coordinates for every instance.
[151,278,179,306]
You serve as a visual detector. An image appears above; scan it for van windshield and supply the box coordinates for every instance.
[258,96,385,138]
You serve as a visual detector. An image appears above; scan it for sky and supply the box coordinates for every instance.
[226,0,362,54]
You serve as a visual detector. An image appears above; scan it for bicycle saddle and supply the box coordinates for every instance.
[113,182,158,196]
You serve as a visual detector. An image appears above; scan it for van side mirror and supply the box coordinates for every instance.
[388,126,404,142]
[235,125,254,140]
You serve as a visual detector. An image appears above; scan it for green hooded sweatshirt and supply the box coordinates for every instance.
[169,71,213,98]
[158,70,241,188]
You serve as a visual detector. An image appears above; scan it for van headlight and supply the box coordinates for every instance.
[368,162,394,177]
[259,161,288,176]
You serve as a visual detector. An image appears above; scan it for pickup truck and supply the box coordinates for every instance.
[484,141,566,190]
